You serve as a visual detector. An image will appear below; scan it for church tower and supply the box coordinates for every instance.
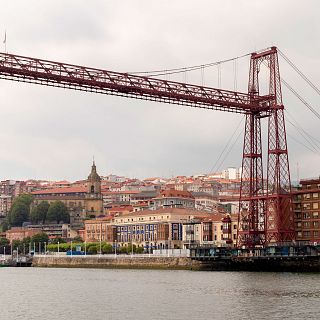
[85,160,103,217]
[87,160,101,196]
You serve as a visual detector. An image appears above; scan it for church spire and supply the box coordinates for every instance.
[88,159,100,182]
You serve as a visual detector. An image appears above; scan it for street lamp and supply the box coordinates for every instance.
[114,240,117,258]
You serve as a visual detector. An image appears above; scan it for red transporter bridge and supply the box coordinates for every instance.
[0,46,295,248]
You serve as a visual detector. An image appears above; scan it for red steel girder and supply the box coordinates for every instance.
[237,46,295,248]
[0,52,272,115]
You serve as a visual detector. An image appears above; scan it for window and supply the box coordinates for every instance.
[313,202,319,209]
[313,212,319,218]
[313,193,319,198]
[303,231,310,237]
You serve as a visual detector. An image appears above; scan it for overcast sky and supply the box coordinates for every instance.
[0,0,320,181]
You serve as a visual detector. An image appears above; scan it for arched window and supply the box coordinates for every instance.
[91,185,95,193]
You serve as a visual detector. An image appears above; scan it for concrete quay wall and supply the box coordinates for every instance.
[32,255,204,270]
[197,255,320,272]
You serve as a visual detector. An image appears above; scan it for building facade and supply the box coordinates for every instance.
[84,208,210,250]
[31,161,103,228]
[293,178,320,244]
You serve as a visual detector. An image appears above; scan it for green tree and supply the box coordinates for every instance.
[50,237,66,244]
[101,243,113,254]
[88,245,97,254]
[119,246,129,254]
[7,194,33,227]
[47,201,69,224]
[0,237,9,246]
[8,202,29,226]
[18,194,33,207]
[30,201,50,224]
[135,246,144,254]
[31,232,49,244]
[72,235,83,243]
[12,239,22,251]
[0,221,9,232]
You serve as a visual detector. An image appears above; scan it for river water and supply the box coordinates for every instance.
[0,268,319,320]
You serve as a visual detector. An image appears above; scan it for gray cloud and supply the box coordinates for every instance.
[0,0,319,180]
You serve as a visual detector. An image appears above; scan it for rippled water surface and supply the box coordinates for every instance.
[0,268,319,320]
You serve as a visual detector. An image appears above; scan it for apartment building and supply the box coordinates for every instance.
[293,178,320,244]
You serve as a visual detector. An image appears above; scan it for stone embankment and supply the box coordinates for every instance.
[32,255,204,270]
[33,254,320,272]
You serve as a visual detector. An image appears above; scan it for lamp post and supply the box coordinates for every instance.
[114,240,117,258]
[84,241,87,256]
[44,242,47,255]
[39,242,41,255]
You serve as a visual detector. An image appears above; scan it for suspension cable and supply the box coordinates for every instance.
[279,49,320,97]
[285,111,320,153]
[208,116,244,174]
[128,52,250,77]
[215,129,243,174]
[287,132,320,155]
[281,78,320,121]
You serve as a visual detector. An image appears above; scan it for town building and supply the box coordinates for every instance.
[83,208,212,250]
[152,189,195,210]
[84,217,116,242]
[26,223,77,240]
[31,161,103,228]
[0,194,12,217]
[6,227,40,243]
[182,214,238,249]
[293,178,320,244]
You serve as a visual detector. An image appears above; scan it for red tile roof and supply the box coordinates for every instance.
[32,186,87,195]
[157,189,194,199]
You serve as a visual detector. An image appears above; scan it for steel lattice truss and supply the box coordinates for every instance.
[0,52,272,115]
[0,47,295,248]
